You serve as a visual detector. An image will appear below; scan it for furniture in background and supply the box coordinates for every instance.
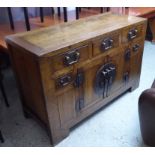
[0,47,9,107]
[6,13,147,146]
[7,7,30,31]
[7,7,14,30]
[126,7,155,42]
[39,7,55,23]
[63,7,68,22]
[0,46,10,143]
[139,80,155,146]
[6,7,56,31]
[0,130,4,143]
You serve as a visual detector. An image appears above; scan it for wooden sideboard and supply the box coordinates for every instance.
[5,13,147,145]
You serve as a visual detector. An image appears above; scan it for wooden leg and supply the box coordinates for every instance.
[51,7,55,15]
[79,7,81,12]
[129,81,139,92]
[23,7,30,31]
[23,109,31,119]
[149,18,155,43]
[0,71,9,107]
[40,7,44,23]
[107,7,110,12]
[57,7,61,18]
[7,7,14,30]
[76,7,79,20]
[0,130,4,143]
[63,7,67,22]
[100,7,103,13]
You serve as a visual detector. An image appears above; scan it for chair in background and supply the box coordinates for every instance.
[0,47,9,107]
[63,7,68,22]
[23,7,30,31]
[40,7,55,23]
[100,7,110,13]
[0,47,10,144]
[75,7,110,20]
[76,7,80,19]
[7,7,31,31]
[7,7,14,30]
[0,130,4,143]
[57,7,61,18]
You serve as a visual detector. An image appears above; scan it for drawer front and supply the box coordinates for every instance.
[123,39,144,62]
[51,44,91,72]
[122,39,144,84]
[92,31,120,56]
[53,69,75,94]
[122,24,143,43]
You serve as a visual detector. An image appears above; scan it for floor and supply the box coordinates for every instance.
[0,41,155,147]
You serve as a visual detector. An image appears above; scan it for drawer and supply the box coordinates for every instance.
[92,31,120,56]
[122,24,143,43]
[123,39,144,62]
[53,69,76,95]
[51,44,91,72]
[55,72,74,90]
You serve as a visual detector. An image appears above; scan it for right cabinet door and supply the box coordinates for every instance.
[122,39,144,84]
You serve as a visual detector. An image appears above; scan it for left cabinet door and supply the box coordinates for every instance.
[54,70,77,128]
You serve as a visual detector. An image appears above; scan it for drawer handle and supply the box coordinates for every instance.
[64,50,80,66]
[128,29,138,40]
[124,48,131,61]
[132,44,140,52]
[58,75,72,87]
[101,38,113,51]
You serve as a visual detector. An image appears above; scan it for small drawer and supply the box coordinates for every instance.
[123,39,144,61]
[55,73,73,89]
[92,32,120,56]
[51,44,90,72]
[131,40,144,56]
[122,24,143,43]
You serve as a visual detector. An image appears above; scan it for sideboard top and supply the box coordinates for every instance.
[6,12,147,56]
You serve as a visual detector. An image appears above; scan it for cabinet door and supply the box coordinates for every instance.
[105,52,124,95]
[122,39,144,84]
[75,50,124,111]
[54,71,77,128]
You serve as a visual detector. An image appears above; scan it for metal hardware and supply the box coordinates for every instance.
[58,74,72,87]
[124,48,131,61]
[132,44,140,52]
[75,98,84,112]
[79,98,84,109]
[123,72,129,83]
[64,50,80,66]
[128,29,138,40]
[74,71,84,88]
[101,37,113,51]
[95,63,116,97]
